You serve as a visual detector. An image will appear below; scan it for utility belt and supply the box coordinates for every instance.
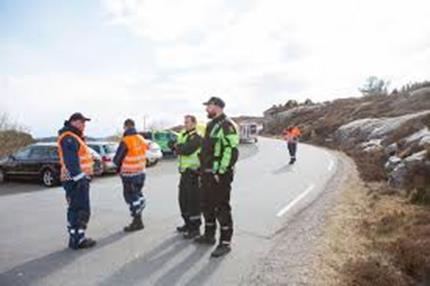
[202,167,234,174]
[179,168,200,175]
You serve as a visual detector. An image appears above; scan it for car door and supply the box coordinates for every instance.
[25,146,50,176]
[5,146,33,176]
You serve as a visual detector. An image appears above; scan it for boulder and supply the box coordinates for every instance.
[388,150,429,188]
[405,127,430,147]
[335,110,430,147]
[385,143,398,156]
[361,139,384,152]
[385,156,402,172]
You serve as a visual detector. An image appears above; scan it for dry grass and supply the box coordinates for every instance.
[346,149,388,182]
[311,158,430,286]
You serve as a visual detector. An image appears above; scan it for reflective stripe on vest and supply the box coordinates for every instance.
[121,134,147,174]
[57,131,94,181]
[285,128,301,143]
[209,118,238,173]
[177,130,200,172]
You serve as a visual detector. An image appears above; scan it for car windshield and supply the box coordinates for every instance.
[103,144,118,154]
[154,133,169,141]
[88,145,101,154]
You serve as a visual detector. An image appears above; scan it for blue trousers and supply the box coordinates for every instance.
[121,173,146,218]
[63,178,90,249]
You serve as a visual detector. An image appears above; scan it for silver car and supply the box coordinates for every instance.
[88,140,163,173]
[87,142,118,174]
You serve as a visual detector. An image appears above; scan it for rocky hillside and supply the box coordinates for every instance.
[263,84,430,285]
[263,86,430,190]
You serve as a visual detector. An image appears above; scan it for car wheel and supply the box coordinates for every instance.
[0,168,5,183]
[42,168,56,187]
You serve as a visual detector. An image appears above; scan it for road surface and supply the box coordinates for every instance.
[0,137,337,286]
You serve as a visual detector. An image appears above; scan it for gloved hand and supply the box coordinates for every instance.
[76,176,89,190]
[213,173,220,183]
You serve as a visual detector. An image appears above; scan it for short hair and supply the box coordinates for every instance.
[124,118,135,128]
[184,115,197,124]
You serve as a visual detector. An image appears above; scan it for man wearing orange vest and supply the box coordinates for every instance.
[57,112,96,249]
[114,119,148,232]
[282,126,301,165]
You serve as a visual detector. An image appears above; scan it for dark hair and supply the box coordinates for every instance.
[184,115,197,124]
[124,118,135,128]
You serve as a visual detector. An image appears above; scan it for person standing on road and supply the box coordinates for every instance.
[113,119,148,232]
[195,97,240,258]
[57,112,96,249]
[171,115,203,239]
[283,126,301,165]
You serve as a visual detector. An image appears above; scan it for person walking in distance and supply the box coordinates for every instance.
[283,126,301,165]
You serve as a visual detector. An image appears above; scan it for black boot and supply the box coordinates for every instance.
[211,243,231,257]
[78,238,97,249]
[176,224,188,233]
[194,233,216,245]
[124,216,144,232]
[183,229,200,239]
[289,158,296,165]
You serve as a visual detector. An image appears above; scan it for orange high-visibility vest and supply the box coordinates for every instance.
[57,131,94,181]
[120,134,148,174]
[283,127,301,142]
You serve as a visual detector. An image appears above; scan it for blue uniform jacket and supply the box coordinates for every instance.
[58,122,85,181]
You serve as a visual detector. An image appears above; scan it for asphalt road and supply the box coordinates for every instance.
[0,137,337,286]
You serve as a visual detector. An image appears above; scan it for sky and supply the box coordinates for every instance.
[1,0,430,137]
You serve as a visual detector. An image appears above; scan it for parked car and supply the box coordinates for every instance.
[146,139,163,166]
[0,142,103,187]
[141,130,178,155]
[239,122,260,143]
[87,141,118,173]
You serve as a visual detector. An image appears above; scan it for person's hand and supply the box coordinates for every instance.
[214,174,220,183]
[76,176,89,190]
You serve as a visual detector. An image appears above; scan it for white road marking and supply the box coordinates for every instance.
[276,184,315,217]
[328,159,335,171]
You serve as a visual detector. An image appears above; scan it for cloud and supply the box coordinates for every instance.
[2,0,430,136]
[103,0,430,94]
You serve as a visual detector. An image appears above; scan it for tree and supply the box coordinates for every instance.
[284,100,298,108]
[303,98,314,105]
[359,76,390,96]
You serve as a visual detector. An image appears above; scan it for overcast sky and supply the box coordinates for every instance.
[1,0,430,137]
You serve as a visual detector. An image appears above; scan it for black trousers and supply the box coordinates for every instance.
[288,142,297,159]
[201,170,234,243]
[179,170,201,230]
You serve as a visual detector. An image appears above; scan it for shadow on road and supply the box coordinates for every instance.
[183,258,223,286]
[0,231,127,286]
[272,164,295,175]
[101,235,190,285]
[153,245,212,286]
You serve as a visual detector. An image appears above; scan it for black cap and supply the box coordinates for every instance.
[203,97,225,108]
[124,118,135,127]
[69,112,91,122]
